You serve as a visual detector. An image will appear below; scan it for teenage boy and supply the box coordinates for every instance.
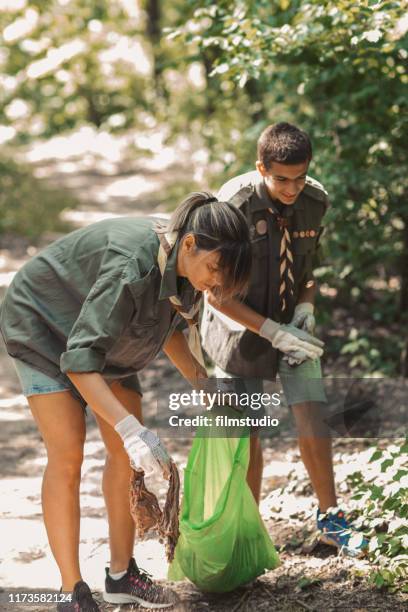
[202,122,367,556]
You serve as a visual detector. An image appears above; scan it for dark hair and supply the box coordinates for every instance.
[167,191,252,300]
[257,122,312,169]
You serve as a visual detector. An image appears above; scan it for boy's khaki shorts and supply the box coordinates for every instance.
[214,356,327,408]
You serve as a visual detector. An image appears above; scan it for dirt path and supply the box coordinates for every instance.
[0,135,406,611]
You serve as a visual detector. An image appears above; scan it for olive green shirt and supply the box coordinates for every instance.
[202,171,329,380]
[0,217,195,402]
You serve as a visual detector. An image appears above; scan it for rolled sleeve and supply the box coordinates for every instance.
[60,346,106,373]
[60,271,135,374]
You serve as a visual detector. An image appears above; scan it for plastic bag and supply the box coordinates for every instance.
[168,407,280,592]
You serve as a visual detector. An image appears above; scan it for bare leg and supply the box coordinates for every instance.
[291,401,337,512]
[92,382,142,574]
[28,391,86,592]
[247,433,263,505]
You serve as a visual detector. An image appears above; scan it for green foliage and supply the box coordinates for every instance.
[168,0,408,374]
[296,576,322,590]
[1,1,407,373]
[0,156,76,239]
[348,438,408,592]
[160,177,204,212]
[339,327,404,376]
[0,1,149,141]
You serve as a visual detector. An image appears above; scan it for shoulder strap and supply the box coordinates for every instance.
[303,177,329,208]
[227,185,254,209]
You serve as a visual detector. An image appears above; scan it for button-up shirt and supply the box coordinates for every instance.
[0,217,195,402]
[201,170,329,380]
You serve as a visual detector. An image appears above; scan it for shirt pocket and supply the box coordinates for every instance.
[127,265,160,326]
[247,235,268,314]
[130,323,161,366]
[129,299,161,359]
[130,308,159,329]
[251,235,269,259]
[109,264,162,367]
[292,236,317,284]
[292,235,317,255]
[108,323,161,369]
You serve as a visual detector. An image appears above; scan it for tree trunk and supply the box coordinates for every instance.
[399,214,408,376]
[202,50,217,116]
[145,0,160,44]
[399,215,408,314]
[144,0,166,96]
[244,78,265,124]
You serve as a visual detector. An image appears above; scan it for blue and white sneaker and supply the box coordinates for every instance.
[317,508,368,558]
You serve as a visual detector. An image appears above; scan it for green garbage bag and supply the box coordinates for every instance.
[168,409,280,592]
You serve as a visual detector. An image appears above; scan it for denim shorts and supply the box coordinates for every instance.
[215,356,327,407]
[12,359,142,398]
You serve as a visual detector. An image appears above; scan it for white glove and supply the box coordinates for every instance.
[290,302,316,334]
[259,318,324,363]
[115,414,171,479]
[283,303,317,365]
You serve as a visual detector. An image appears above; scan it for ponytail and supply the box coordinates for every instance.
[167,192,217,233]
[167,191,252,300]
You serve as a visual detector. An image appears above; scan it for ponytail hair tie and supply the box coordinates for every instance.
[205,196,218,204]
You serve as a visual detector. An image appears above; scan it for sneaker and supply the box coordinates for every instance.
[103,557,178,609]
[57,580,100,611]
[317,507,369,558]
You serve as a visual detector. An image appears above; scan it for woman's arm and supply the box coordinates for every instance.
[67,371,129,426]
[67,371,171,476]
[207,292,266,334]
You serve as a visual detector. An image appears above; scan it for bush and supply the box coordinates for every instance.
[348,438,408,592]
[0,156,76,240]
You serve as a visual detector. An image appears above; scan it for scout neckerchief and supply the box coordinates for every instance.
[266,197,295,316]
[155,225,207,378]
[228,182,295,318]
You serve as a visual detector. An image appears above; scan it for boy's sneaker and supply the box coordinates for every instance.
[103,557,178,609]
[57,580,100,611]
[317,507,368,558]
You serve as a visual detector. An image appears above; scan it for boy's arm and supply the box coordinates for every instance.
[206,292,323,360]
[206,293,266,334]
[296,279,318,305]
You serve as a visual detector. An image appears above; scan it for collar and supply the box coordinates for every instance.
[252,178,305,216]
[158,238,180,300]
